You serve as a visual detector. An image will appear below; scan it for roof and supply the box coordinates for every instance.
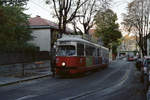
[29,15,58,29]
[29,15,73,33]
[57,35,108,50]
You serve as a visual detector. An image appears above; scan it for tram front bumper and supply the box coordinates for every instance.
[56,66,77,74]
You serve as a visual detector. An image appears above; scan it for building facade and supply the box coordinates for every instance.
[29,15,73,52]
[119,35,138,52]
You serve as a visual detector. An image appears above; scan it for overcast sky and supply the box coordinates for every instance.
[24,0,133,34]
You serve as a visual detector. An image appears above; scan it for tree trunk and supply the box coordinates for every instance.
[62,21,66,34]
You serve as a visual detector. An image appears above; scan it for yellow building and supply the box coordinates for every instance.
[120,34,138,52]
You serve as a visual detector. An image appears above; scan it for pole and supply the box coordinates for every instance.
[50,29,56,77]
[50,28,52,76]
[147,39,149,56]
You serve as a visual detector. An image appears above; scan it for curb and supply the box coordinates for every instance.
[0,74,51,87]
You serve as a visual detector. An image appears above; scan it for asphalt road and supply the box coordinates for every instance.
[0,60,146,100]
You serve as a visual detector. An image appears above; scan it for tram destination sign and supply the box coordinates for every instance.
[59,41,72,45]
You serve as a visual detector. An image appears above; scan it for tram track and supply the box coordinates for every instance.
[1,61,132,100]
[25,61,131,100]
[62,61,132,100]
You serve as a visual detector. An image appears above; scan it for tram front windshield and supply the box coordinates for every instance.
[57,45,76,56]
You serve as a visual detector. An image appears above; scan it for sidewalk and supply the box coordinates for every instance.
[0,60,52,87]
[147,88,150,100]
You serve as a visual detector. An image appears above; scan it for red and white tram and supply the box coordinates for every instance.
[55,35,109,75]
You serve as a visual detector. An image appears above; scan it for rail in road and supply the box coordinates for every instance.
[62,62,132,100]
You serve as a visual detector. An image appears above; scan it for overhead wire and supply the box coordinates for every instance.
[30,0,50,14]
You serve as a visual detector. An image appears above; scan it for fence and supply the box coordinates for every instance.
[0,60,51,77]
[0,51,50,65]
[0,51,51,77]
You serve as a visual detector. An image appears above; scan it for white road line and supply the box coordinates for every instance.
[62,63,131,100]
[15,95,38,100]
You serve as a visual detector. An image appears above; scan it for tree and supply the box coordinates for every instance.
[0,0,28,6]
[72,0,111,34]
[46,0,87,35]
[122,0,150,56]
[0,0,33,52]
[0,0,35,76]
[95,9,122,55]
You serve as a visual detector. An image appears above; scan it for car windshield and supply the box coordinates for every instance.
[56,45,76,56]
[147,59,150,66]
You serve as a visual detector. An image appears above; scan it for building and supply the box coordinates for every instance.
[118,34,138,57]
[29,15,73,52]
[120,34,138,52]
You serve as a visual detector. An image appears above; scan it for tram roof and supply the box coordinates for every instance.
[57,35,108,50]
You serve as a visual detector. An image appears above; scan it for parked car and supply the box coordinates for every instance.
[140,56,150,91]
[136,57,142,71]
[128,56,134,61]
[127,52,135,61]
[133,56,138,60]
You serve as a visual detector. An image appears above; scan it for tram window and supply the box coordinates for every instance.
[99,48,101,56]
[77,43,84,56]
[101,49,104,56]
[85,45,95,56]
[93,47,96,56]
[97,48,99,56]
[56,45,76,56]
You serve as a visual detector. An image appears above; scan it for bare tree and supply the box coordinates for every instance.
[0,0,28,6]
[46,0,87,35]
[72,0,111,34]
[122,0,150,56]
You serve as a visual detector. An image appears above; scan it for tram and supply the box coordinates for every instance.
[55,35,109,75]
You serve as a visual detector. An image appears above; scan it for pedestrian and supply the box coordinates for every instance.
[51,45,56,77]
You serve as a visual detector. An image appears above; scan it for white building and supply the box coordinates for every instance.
[29,15,73,52]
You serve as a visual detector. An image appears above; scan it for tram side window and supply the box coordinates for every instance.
[101,48,104,57]
[85,45,95,56]
[99,48,101,56]
[93,47,97,56]
[77,43,84,56]
[85,45,89,56]
[97,48,99,56]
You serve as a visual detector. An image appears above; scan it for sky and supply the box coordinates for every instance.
[24,0,133,34]
[111,0,131,23]
[24,0,56,21]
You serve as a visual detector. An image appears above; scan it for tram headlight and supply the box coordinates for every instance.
[62,62,66,66]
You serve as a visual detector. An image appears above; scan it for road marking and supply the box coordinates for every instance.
[97,69,130,96]
[16,95,38,100]
[62,64,131,100]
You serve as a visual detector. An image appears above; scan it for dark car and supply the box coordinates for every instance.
[128,55,135,61]
[140,56,150,91]
[136,57,142,71]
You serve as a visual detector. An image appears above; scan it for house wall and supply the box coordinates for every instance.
[120,39,137,51]
[30,29,51,52]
